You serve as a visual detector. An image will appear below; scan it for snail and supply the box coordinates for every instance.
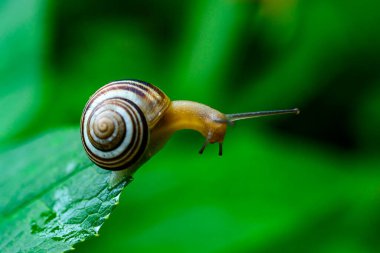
[81,80,299,174]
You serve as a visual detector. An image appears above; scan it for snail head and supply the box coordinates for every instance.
[199,108,300,156]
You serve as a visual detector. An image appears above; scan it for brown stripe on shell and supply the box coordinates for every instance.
[129,80,167,100]
[89,85,154,114]
[90,81,164,109]
[83,99,149,171]
[96,100,140,167]
[86,99,126,152]
[97,101,148,170]
[93,80,162,102]
[84,100,133,163]
[88,80,170,127]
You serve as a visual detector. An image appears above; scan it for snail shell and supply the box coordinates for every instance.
[80,80,170,170]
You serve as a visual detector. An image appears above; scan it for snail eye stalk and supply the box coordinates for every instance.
[226,108,300,122]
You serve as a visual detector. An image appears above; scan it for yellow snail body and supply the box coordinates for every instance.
[81,80,299,174]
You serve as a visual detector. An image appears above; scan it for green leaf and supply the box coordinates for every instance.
[0,128,128,252]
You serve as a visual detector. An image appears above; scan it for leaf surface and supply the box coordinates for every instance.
[0,128,128,252]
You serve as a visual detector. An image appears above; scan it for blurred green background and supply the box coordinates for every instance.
[1,0,380,252]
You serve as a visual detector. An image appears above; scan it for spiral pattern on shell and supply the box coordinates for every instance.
[81,80,170,170]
